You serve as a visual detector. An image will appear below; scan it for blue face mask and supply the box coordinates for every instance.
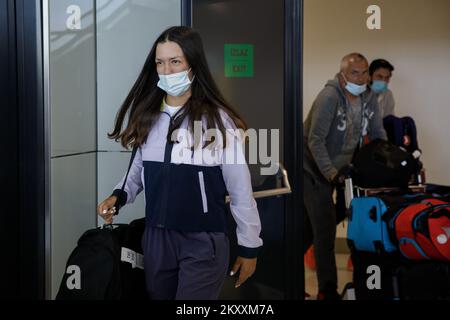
[157,69,194,97]
[341,73,367,96]
[371,80,388,93]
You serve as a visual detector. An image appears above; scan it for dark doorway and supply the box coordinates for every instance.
[189,0,304,299]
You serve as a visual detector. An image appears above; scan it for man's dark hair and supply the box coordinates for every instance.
[369,59,395,76]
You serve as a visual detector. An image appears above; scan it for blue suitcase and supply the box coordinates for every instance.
[347,197,397,253]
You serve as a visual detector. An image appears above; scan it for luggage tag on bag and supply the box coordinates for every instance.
[121,247,144,269]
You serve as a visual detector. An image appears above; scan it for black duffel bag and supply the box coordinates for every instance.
[56,148,148,300]
[352,139,417,188]
[55,218,147,300]
[114,218,147,300]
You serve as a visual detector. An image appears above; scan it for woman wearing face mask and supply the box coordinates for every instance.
[97,26,262,300]
[369,59,395,118]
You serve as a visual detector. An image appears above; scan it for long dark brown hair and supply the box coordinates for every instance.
[108,26,247,149]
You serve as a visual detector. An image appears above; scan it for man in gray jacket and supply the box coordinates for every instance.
[303,53,387,300]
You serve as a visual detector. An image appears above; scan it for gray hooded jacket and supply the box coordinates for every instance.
[304,75,387,181]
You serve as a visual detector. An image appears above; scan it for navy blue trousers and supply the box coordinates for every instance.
[142,227,229,300]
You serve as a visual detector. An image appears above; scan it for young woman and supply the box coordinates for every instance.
[97,26,262,300]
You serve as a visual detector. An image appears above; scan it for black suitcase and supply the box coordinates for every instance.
[351,250,450,300]
[396,262,450,300]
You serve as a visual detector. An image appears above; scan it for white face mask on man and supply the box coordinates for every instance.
[341,72,367,96]
[157,69,194,97]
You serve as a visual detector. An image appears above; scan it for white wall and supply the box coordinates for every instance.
[48,0,97,298]
[96,0,181,225]
[304,0,450,184]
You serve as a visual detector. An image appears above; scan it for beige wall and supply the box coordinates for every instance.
[304,0,450,184]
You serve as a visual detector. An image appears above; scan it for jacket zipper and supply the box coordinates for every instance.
[157,111,178,228]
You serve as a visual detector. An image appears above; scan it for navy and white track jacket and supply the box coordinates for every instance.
[112,103,263,258]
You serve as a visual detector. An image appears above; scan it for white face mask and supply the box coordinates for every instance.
[341,72,367,96]
[157,69,194,97]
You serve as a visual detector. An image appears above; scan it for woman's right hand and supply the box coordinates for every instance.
[97,196,118,225]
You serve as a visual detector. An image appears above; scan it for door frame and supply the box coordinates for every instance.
[18,0,46,299]
[0,0,20,299]
[284,0,304,300]
[1,0,47,299]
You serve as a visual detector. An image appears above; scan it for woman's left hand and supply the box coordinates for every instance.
[230,256,257,288]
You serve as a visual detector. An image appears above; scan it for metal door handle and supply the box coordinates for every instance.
[225,163,291,203]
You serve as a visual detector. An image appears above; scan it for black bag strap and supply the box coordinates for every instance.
[114,146,138,216]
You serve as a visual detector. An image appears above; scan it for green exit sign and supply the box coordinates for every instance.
[224,44,254,78]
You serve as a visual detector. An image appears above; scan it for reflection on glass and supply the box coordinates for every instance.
[49,0,95,157]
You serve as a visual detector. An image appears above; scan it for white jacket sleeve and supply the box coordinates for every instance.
[112,147,144,207]
[220,124,263,258]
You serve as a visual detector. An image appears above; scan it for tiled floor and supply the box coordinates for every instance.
[304,253,353,299]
